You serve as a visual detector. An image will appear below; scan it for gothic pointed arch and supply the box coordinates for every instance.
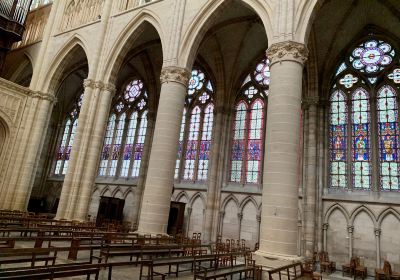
[228,56,269,185]
[329,34,400,191]
[174,66,215,182]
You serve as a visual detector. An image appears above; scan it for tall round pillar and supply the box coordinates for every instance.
[257,41,308,260]
[137,66,190,235]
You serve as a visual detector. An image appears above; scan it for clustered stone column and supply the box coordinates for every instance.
[1,92,56,210]
[136,66,190,235]
[56,80,115,221]
[257,41,308,260]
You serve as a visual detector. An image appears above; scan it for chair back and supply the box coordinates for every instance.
[383,260,392,276]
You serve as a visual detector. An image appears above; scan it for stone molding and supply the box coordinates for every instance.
[267,41,309,66]
[0,78,56,103]
[160,66,190,86]
[83,79,116,94]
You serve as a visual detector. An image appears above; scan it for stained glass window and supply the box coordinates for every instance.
[98,78,148,178]
[53,93,83,176]
[377,85,399,190]
[229,57,268,185]
[351,88,370,189]
[175,68,214,182]
[330,90,347,188]
[329,36,400,191]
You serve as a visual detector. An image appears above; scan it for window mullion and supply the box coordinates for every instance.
[180,108,191,181]
[347,97,353,190]
[116,113,130,177]
[370,94,379,191]
[106,116,119,176]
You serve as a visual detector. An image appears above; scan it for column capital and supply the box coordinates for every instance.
[267,41,309,66]
[237,212,243,221]
[83,79,96,89]
[31,91,57,103]
[160,66,191,86]
[374,228,381,237]
[347,225,354,233]
[102,83,116,94]
[322,223,329,230]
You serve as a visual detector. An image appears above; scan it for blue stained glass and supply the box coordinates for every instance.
[331,125,346,161]
[247,140,262,161]
[379,123,397,161]
[353,124,369,161]
[377,85,400,190]
[199,141,211,160]
[232,140,245,161]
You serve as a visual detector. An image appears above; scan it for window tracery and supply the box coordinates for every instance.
[98,78,148,178]
[329,37,400,191]
[229,58,269,185]
[175,68,214,182]
[54,93,83,175]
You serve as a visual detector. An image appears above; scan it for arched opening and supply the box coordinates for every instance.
[93,21,163,226]
[173,0,269,244]
[28,44,89,214]
[1,53,33,86]
[307,0,400,267]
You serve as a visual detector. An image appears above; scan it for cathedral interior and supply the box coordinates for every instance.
[0,0,400,279]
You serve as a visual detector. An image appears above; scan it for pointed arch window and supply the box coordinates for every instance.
[98,78,148,178]
[229,58,269,185]
[175,68,214,182]
[54,93,83,175]
[329,37,400,191]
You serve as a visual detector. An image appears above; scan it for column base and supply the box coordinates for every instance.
[253,250,303,269]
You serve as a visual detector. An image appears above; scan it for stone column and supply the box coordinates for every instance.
[56,79,95,220]
[6,92,55,210]
[137,66,190,235]
[322,223,328,251]
[203,106,225,243]
[56,80,115,221]
[257,41,308,260]
[375,228,381,268]
[348,226,354,260]
[303,100,318,257]
[186,207,192,236]
[238,212,243,239]
[73,83,116,220]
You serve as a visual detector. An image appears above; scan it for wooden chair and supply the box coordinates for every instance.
[303,259,322,280]
[376,260,391,280]
[354,257,367,280]
[342,256,357,277]
[319,251,336,273]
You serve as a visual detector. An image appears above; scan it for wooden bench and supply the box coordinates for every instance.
[100,246,185,263]
[267,262,304,280]
[194,261,260,280]
[141,251,251,280]
[0,264,100,280]
[0,250,57,268]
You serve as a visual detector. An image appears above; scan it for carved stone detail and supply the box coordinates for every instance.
[160,66,190,86]
[83,79,96,89]
[267,41,309,65]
